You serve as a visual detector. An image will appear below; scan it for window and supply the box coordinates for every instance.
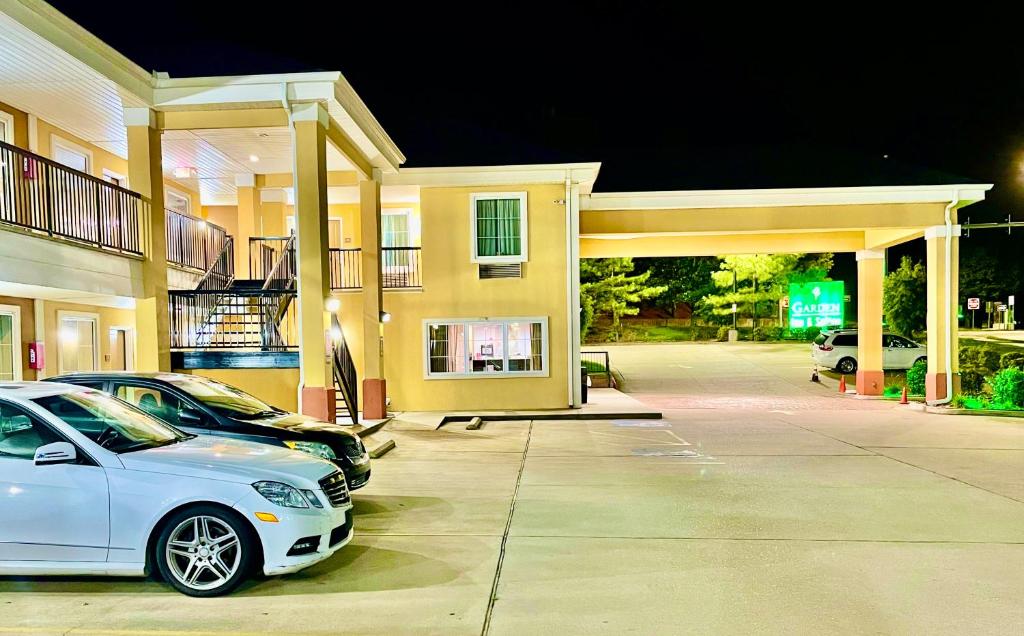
[58,314,98,374]
[102,169,127,188]
[832,334,858,347]
[0,403,59,460]
[165,188,191,215]
[382,209,411,247]
[163,374,284,420]
[0,111,13,144]
[114,384,201,428]
[51,136,91,173]
[425,318,547,378]
[32,391,186,453]
[471,193,527,263]
[0,305,22,382]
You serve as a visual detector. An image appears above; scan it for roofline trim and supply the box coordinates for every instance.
[383,163,602,193]
[583,184,993,210]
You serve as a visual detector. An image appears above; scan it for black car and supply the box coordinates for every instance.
[48,372,371,489]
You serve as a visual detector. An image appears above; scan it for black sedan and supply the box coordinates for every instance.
[48,372,371,489]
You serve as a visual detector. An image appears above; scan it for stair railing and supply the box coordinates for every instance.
[195,236,235,291]
[259,233,295,349]
[331,314,359,424]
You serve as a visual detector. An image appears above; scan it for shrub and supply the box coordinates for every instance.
[906,359,927,396]
[883,383,904,398]
[752,326,783,341]
[988,367,1024,409]
[960,369,987,395]
[999,351,1024,371]
[716,326,732,342]
[960,345,1001,394]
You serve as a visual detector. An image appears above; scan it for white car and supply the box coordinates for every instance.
[0,382,353,596]
[811,329,927,374]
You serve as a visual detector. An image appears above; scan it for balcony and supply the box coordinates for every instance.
[165,208,231,274]
[249,237,422,290]
[0,140,142,255]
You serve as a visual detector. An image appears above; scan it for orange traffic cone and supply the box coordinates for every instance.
[838,375,847,393]
[900,386,909,404]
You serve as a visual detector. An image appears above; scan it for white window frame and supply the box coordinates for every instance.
[0,111,14,144]
[165,187,192,215]
[470,192,528,264]
[0,304,23,381]
[102,168,128,188]
[422,317,549,379]
[382,208,413,247]
[50,134,93,174]
[57,311,99,375]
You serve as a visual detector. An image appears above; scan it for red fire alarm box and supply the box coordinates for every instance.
[28,342,44,370]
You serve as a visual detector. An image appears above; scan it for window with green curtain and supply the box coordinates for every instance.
[475,198,521,258]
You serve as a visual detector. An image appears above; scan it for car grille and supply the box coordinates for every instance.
[318,471,350,507]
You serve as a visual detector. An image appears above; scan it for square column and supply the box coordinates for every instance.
[235,174,257,278]
[360,172,387,419]
[925,224,961,403]
[290,102,335,421]
[856,249,885,395]
[125,108,171,371]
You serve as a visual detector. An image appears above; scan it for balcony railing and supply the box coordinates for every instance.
[0,140,142,255]
[329,246,422,290]
[166,208,230,273]
[169,289,297,350]
[249,236,294,281]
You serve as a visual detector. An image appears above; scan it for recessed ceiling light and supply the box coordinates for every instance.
[249,154,260,162]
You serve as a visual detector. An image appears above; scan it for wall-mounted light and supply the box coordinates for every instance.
[172,166,198,179]
[325,297,341,312]
[330,326,343,341]
[380,311,392,323]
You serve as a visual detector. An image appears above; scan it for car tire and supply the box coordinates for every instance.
[837,357,857,374]
[154,505,256,597]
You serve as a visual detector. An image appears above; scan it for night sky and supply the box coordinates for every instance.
[51,2,1023,225]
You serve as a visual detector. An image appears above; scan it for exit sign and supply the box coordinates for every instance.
[788,281,845,329]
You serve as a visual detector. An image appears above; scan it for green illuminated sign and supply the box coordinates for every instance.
[788,281,844,328]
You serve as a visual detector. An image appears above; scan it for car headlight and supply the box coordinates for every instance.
[252,481,309,508]
[284,440,336,460]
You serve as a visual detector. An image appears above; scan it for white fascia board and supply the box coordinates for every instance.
[3,0,154,105]
[332,80,406,171]
[152,76,337,110]
[383,163,602,191]
[582,184,993,211]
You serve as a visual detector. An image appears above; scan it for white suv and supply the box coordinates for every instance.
[811,329,926,374]
[0,382,353,596]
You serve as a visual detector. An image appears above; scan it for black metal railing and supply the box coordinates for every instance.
[331,314,359,424]
[328,246,422,290]
[169,289,297,350]
[250,236,293,281]
[261,235,296,291]
[581,350,614,388]
[195,236,235,291]
[0,139,142,254]
[166,208,229,273]
[329,248,362,290]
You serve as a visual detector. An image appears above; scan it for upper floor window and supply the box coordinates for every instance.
[471,193,527,263]
[165,188,191,215]
[51,135,91,174]
[382,209,411,247]
[0,111,13,144]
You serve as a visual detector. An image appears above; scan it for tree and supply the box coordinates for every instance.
[883,256,927,337]
[703,253,833,321]
[633,257,720,315]
[580,258,667,339]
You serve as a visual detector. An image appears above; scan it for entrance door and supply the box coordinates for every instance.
[108,328,132,371]
[0,305,22,382]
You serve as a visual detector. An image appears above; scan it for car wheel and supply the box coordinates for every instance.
[155,505,255,597]
[837,357,857,374]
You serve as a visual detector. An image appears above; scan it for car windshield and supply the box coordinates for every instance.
[32,389,189,453]
[163,375,284,420]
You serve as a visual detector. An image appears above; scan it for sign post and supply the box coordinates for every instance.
[788,281,845,329]
[967,297,980,329]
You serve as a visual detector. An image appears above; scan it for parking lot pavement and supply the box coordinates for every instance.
[4,404,1024,635]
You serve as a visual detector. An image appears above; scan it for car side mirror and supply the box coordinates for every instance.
[34,442,77,466]
[178,408,205,426]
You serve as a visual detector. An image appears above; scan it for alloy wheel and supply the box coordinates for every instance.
[164,515,243,592]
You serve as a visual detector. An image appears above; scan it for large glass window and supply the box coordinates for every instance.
[382,210,410,247]
[425,318,547,378]
[0,306,20,382]
[161,374,283,420]
[471,193,527,262]
[59,315,97,373]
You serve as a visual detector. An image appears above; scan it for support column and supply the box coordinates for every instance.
[360,171,386,419]
[290,102,334,421]
[925,224,961,403]
[235,174,257,278]
[125,108,170,371]
[855,249,885,395]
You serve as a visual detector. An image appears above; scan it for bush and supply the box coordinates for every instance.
[906,359,927,396]
[988,367,1024,409]
[960,345,1001,394]
[999,351,1024,371]
[782,326,821,342]
[883,383,904,398]
[960,369,987,395]
[691,326,718,341]
[752,326,783,341]
[716,326,732,342]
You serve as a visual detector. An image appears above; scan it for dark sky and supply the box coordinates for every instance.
[51,2,1024,222]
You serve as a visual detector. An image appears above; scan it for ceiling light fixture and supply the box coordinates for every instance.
[249,154,260,163]
[172,166,198,179]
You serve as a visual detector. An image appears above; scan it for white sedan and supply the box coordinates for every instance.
[0,382,353,596]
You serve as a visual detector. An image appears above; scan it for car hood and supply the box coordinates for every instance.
[118,435,336,488]
[244,412,358,439]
